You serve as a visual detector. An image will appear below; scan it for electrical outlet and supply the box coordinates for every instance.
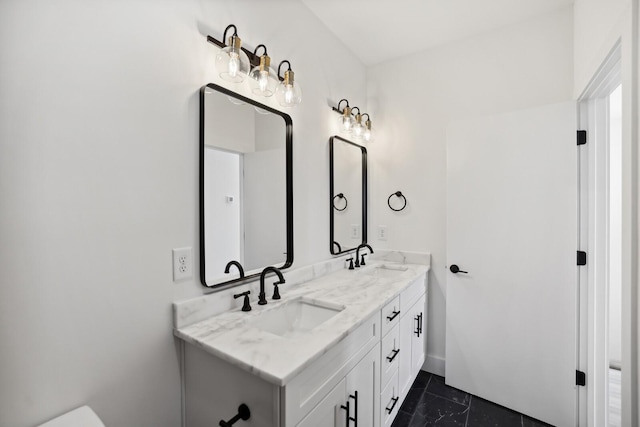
[378,225,388,241]
[173,247,193,281]
[351,224,360,239]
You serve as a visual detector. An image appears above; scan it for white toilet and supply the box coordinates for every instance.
[38,406,105,427]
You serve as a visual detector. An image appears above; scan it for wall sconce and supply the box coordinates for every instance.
[214,25,251,83]
[332,99,373,141]
[275,60,302,107]
[207,25,302,107]
[335,99,354,133]
[248,45,278,97]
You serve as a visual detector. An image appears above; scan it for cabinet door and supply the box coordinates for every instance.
[411,294,426,376]
[346,343,380,427]
[297,378,347,427]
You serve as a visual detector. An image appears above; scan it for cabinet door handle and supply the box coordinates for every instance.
[419,313,423,335]
[386,310,400,321]
[414,315,420,337]
[385,396,399,414]
[340,401,350,426]
[349,391,358,426]
[386,348,400,362]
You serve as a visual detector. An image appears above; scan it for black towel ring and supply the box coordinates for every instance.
[333,193,348,211]
[388,191,407,212]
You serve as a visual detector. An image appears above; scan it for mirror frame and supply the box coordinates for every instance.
[200,83,294,289]
[329,135,367,255]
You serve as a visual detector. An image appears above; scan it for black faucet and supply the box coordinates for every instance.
[354,244,374,268]
[258,266,285,305]
[224,260,245,278]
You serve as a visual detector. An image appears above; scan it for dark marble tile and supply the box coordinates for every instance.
[400,386,426,414]
[392,410,414,427]
[426,375,471,407]
[522,415,555,427]
[412,392,469,426]
[466,396,522,427]
[410,370,432,391]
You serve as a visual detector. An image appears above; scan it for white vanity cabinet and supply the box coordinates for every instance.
[179,268,428,427]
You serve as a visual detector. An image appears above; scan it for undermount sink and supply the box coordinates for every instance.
[364,264,409,278]
[247,298,345,338]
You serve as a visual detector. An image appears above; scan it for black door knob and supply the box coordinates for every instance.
[449,264,468,274]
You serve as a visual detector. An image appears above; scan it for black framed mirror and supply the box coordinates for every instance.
[200,83,293,289]
[329,135,367,255]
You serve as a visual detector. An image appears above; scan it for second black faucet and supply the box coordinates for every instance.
[258,266,285,305]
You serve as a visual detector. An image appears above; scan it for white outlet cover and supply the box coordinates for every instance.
[172,247,193,281]
[378,225,388,241]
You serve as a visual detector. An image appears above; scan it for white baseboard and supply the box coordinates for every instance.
[423,354,445,377]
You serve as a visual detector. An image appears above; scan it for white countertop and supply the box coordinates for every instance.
[174,260,429,386]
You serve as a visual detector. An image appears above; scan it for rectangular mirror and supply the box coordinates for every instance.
[200,83,293,289]
[329,136,367,255]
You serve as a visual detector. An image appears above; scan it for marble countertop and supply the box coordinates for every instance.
[174,260,429,386]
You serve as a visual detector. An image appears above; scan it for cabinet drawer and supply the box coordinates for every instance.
[381,370,400,427]
[380,323,400,389]
[381,296,400,337]
[400,274,426,312]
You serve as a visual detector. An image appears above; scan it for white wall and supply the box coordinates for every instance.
[0,1,366,426]
[366,7,574,374]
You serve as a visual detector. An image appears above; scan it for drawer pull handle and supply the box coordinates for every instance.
[349,391,358,426]
[414,313,423,337]
[386,348,400,362]
[340,401,350,425]
[341,393,358,427]
[385,396,399,414]
[386,310,400,321]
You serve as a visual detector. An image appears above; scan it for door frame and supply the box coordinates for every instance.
[576,41,624,427]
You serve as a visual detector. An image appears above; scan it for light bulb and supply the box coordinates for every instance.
[248,53,278,97]
[215,34,250,83]
[338,106,354,133]
[353,113,364,138]
[363,118,373,142]
[275,69,302,107]
[228,52,240,77]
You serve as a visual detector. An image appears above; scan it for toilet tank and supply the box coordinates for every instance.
[38,406,105,427]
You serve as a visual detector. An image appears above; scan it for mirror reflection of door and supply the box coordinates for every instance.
[203,87,288,286]
[330,136,365,254]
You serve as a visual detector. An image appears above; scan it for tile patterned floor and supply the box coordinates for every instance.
[392,371,554,427]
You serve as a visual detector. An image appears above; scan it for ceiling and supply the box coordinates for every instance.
[300,0,574,66]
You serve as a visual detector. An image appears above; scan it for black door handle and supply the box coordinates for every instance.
[449,264,468,274]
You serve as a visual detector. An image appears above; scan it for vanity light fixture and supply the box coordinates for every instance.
[275,60,302,107]
[351,107,364,139]
[214,25,251,83]
[248,45,278,97]
[332,100,373,140]
[362,113,373,142]
[207,26,302,108]
[335,99,354,133]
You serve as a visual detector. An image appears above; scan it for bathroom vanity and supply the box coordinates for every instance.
[174,258,429,427]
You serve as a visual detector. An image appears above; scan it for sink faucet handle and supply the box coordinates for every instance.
[360,254,367,266]
[233,291,252,312]
[347,257,354,270]
[272,281,283,300]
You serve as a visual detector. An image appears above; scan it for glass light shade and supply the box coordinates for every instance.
[353,115,364,139]
[338,110,354,133]
[363,121,373,142]
[248,65,278,97]
[215,38,250,83]
[275,69,302,107]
